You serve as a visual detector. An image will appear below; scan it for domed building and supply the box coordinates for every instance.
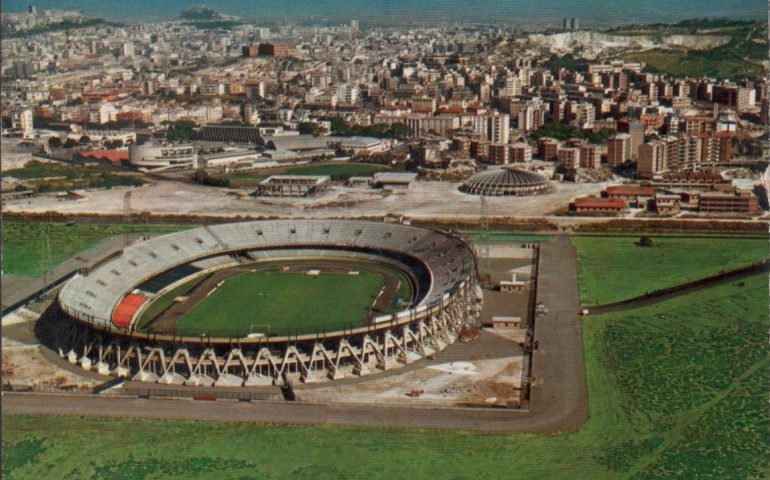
[459,166,551,196]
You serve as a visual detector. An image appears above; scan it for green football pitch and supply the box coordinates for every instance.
[174,270,386,337]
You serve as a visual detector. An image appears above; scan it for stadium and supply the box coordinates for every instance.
[56,220,481,386]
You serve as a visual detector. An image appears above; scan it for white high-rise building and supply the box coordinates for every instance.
[336,84,359,105]
[122,42,135,58]
[501,76,521,98]
[487,113,510,144]
[573,103,595,128]
[12,108,34,137]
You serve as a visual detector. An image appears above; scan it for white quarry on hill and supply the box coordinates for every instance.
[521,31,730,59]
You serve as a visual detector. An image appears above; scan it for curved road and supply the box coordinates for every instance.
[3,237,589,433]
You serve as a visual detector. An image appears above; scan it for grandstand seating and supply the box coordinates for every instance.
[59,220,477,332]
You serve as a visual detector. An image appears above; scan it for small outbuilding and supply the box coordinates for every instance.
[499,272,526,293]
[372,172,418,190]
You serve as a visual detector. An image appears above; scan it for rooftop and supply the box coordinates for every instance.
[605,185,655,196]
[373,172,418,183]
[460,166,550,196]
[574,197,626,209]
[76,149,129,164]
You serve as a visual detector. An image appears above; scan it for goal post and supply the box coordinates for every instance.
[248,324,271,337]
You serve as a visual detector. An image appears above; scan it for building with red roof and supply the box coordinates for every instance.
[573,196,627,215]
[604,184,655,208]
[76,149,130,166]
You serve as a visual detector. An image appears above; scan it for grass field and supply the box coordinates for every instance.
[4,160,146,193]
[175,270,386,337]
[572,235,768,306]
[221,162,391,187]
[458,229,552,244]
[4,271,767,479]
[1,222,194,277]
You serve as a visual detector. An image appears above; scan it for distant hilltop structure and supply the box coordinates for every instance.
[562,17,579,31]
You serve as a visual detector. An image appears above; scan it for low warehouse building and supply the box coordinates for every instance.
[252,175,331,197]
[372,172,418,190]
[573,197,626,215]
[698,190,760,215]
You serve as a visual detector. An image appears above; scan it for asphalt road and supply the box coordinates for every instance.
[2,391,568,433]
[3,237,589,434]
[525,236,588,431]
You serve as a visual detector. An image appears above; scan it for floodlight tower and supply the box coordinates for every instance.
[479,195,490,274]
[123,191,132,247]
[41,223,52,300]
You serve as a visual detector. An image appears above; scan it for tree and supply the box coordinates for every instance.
[298,122,321,135]
[364,123,389,138]
[167,120,197,142]
[330,118,354,136]
[79,135,91,144]
[388,122,413,139]
[637,236,654,247]
[192,168,229,187]
[63,138,78,148]
[48,136,62,148]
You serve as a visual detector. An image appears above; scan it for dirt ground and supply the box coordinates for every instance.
[2,345,101,389]
[296,355,525,407]
[1,178,606,220]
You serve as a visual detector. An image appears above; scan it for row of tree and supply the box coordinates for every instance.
[166,120,197,142]
[329,119,413,139]
[48,136,90,148]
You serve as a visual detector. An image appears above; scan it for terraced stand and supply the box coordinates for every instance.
[55,219,482,386]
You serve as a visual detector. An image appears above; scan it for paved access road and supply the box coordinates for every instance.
[525,236,588,432]
[3,390,567,433]
[3,237,588,433]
